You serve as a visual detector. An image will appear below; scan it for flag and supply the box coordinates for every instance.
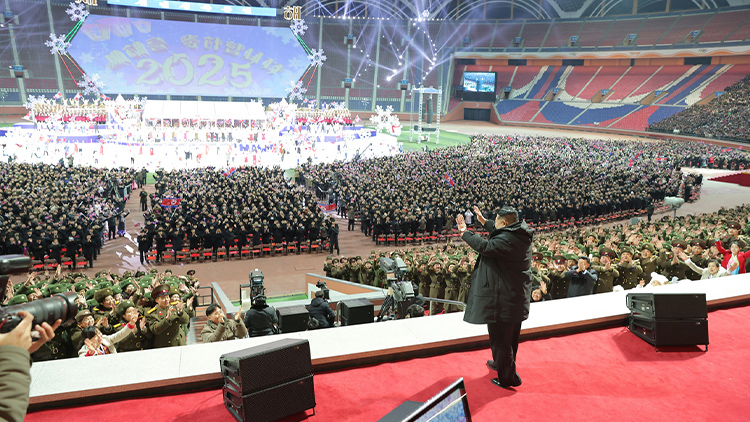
[22,112,32,121]
[160,198,182,208]
[355,115,361,123]
[444,173,456,187]
[100,94,111,101]
[73,92,83,101]
[223,167,237,177]
[52,91,62,100]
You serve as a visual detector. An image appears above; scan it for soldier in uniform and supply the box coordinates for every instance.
[686,239,708,281]
[614,246,643,290]
[657,239,690,281]
[722,221,747,250]
[638,243,659,283]
[456,258,472,306]
[444,260,461,312]
[145,284,190,348]
[592,248,619,293]
[113,300,152,352]
[428,262,446,315]
[547,255,569,299]
[201,303,247,343]
[91,288,120,335]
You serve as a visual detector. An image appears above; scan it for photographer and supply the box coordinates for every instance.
[308,290,335,328]
[0,311,60,422]
[243,295,278,337]
[201,303,247,343]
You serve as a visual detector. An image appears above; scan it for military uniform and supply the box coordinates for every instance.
[146,284,190,348]
[614,261,643,290]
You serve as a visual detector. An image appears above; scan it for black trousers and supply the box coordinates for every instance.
[487,321,522,385]
[348,219,355,231]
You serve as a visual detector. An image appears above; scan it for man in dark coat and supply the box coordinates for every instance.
[566,256,598,297]
[308,290,335,328]
[456,206,533,389]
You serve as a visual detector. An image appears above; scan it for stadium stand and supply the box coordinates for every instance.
[693,64,750,101]
[510,66,544,97]
[598,18,644,47]
[576,67,625,100]
[558,66,599,100]
[577,20,611,47]
[533,101,587,124]
[699,10,750,43]
[544,21,583,47]
[635,16,677,45]
[656,65,721,105]
[496,99,540,121]
[574,104,641,126]
[519,22,551,48]
[626,66,691,102]
[491,22,523,48]
[658,13,714,45]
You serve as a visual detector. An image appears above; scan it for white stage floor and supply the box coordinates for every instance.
[29,273,750,408]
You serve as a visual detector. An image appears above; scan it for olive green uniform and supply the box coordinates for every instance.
[145,304,190,348]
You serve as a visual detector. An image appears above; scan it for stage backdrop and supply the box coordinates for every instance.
[68,14,310,98]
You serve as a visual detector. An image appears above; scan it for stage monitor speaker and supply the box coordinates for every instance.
[220,338,312,394]
[628,314,709,348]
[278,305,309,333]
[223,375,315,422]
[626,293,707,319]
[340,298,373,326]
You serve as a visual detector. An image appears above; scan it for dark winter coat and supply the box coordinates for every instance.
[308,297,335,328]
[462,219,534,324]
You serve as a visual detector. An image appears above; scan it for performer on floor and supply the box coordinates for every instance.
[456,205,534,389]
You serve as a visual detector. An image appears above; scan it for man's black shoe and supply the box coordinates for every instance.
[491,378,514,389]
[486,360,497,371]
[489,374,522,388]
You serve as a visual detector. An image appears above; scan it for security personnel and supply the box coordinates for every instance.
[114,300,152,352]
[146,284,190,348]
[592,248,619,293]
[614,246,643,290]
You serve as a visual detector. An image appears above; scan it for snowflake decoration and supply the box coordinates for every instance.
[23,95,40,110]
[66,2,89,22]
[308,48,327,67]
[359,129,371,140]
[343,131,355,143]
[77,73,105,96]
[290,19,307,36]
[45,33,70,56]
[361,97,370,109]
[369,105,395,132]
[421,10,430,19]
[285,80,307,101]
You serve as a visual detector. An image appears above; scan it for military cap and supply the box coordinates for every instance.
[153,284,170,299]
[163,268,173,274]
[94,288,113,303]
[8,294,28,306]
[116,300,136,317]
[111,285,122,296]
[728,221,742,230]
[186,269,196,276]
[96,281,113,290]
[691,239,707,249]
[49,284,66,295]
[72,282,86,293]
[620,246,634,256]
[75,309,93,323]
[564,253,578,261]
[135,271,146,278]
[119,278,135,289]
[84,288,97,300]
[168,285,180,297]
[86,298,99,308]
[542,251,553,258]
[532,252,543,261]
[640,243,655,253]
[671,238,688,250]
[599,248,617,260]
[553,255,566,263]
[149,268,158,274]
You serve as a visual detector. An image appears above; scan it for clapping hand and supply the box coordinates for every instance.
[473,206,485,225]
[456,214,467,231]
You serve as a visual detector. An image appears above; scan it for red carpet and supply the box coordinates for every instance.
[27,306,750,422]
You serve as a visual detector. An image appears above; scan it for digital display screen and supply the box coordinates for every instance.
[462,72,496,93]
[68,15,310,98]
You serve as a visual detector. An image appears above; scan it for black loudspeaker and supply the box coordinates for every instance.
[340,298,373,326]
[223,375,315,422]
[628,314,709,348]
[626,293,707,319]
[278,305,309,333]
[220,338,312,394]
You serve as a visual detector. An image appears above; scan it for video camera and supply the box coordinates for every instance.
[249,269,265,298]
[0,255,78,334]
[379,257,415,304]
[316,280,330,300]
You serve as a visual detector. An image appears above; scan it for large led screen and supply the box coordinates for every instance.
[68,15,310,97]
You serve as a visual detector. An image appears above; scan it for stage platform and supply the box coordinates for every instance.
[29,273,750,410]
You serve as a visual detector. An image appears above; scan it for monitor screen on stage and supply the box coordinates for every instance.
[405,378,471,422]
[462,72,496,93]
[67,14,310,98]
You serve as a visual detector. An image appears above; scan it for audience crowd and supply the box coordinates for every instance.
[0,162,135,269]
[324,204,750,312]
[649,74,750,141]
[136,167,337,262]
[303,135,747,239]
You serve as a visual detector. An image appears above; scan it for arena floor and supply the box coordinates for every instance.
[11,121,750,301]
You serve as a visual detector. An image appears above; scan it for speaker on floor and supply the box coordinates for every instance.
[223,375,315,422]
[278,305,310,333]
[220,338,312,394]
[340,298,373,326]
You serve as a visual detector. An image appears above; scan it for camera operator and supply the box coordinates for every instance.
[308,290,335,328]
[243,295,278,337]
[201,303,247,343]
[0,311,60,422]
